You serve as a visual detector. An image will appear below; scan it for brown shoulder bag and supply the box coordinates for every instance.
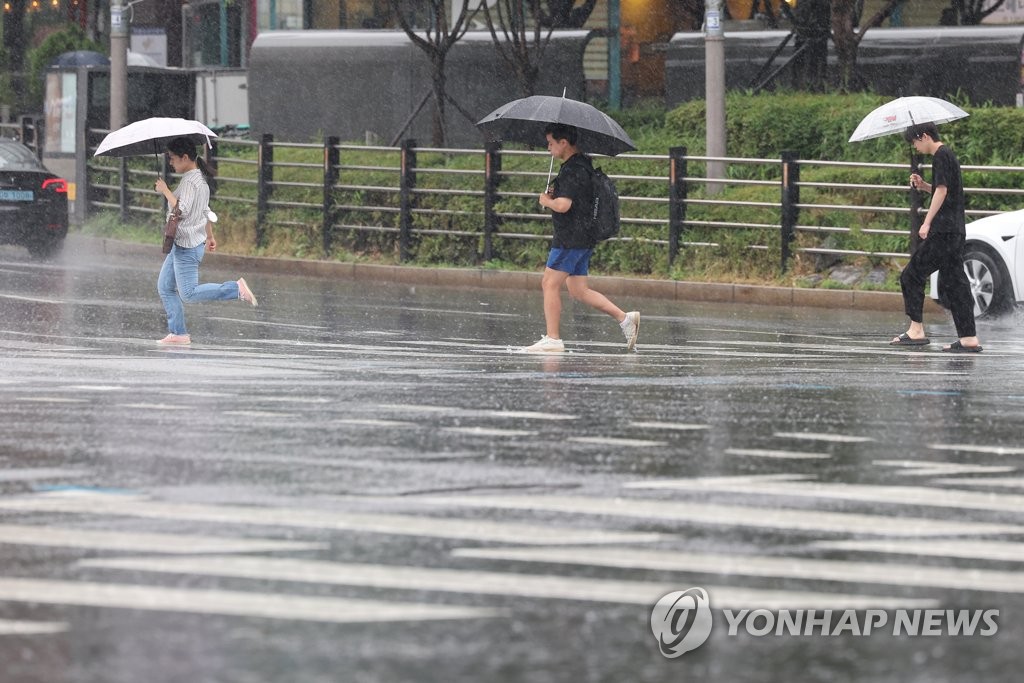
[162,204,182,255]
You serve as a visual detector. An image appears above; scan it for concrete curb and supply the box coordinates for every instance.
[81,235,941,314]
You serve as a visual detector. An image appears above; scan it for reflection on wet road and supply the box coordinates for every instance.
[0,241,1022,682]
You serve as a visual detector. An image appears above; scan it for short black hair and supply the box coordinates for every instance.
[544,123,578,146]
[903,123,941,144]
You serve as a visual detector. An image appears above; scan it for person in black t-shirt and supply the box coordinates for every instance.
[523,123,640,353]
[890,123,981,352]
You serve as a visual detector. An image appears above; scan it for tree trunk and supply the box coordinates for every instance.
[431,55,447,147]
[831,0,860,90]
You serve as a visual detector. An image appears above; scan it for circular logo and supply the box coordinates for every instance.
[650,587,713,658]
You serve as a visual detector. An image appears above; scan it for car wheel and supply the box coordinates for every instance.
[961,247,1010,318]
[27,237,64,260]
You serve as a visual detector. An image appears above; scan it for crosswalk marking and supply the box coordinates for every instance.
[929,444,1024,456]
[874,460,1016,477]
[627,422,709,431]
[0,468,84,482]
[442,427,538,437]
[77,555,938,610]
[773,432,874,443]
[0,619,68,635]
[814,539,1024,563]
[567,437,667,447]
[0,577,495,624]
[0,492,664,545]
[0,523,325,554]
[933,477,1024,489]
[335,418,417,427]
[624,475,1024,514]
[450,547,1024,594]
[400,493,1023,536]
[725,448,829,459]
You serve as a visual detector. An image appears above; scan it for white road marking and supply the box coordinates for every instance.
[222,410,294,419]
[377,403,452,413]
[443,427,538,437]
[373,405,576,421]
[400,493,1021,536]
[0,469,84,482]
[624,475,1024,514]
[205,317,329,331]
[15,397,88,404]
[0,577,494,624]
[567,437,667,447]
[773,432,874,443]
[485,411,576,421]
[815,539,1024,563]
[0,493,664,545]
[117,403,191,410]
[0,294,64,304]
[725,448,830,459]
[874,460,1016,477]
[336,418,418,427]
[929,444,1024,456]
[0,523,325,554]
[628,422,709,431]
[933,477,1024,489]
[451,546,1024,595]
[78,555,937,610]
[63,385,124,391]
[0,619,68,635]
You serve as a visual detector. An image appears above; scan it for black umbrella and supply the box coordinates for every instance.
[49,50,110,68]
[477,95,636,157]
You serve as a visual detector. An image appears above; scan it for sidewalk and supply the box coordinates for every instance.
[80,234,939,314]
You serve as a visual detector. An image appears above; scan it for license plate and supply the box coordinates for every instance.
[0,189,33,201]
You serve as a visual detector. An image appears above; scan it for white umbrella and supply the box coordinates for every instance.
[94,117,217,158]
[848,96,969,143]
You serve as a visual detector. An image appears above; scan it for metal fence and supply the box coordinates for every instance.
[84,131,1024,273]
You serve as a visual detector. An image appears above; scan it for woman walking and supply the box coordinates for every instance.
[155,137,258,346]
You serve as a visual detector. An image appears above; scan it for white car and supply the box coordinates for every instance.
[930,209,1024,318]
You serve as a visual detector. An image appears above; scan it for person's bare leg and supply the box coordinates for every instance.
[565,276,625,322]
[541,268,570,338]
[892,320,927,344]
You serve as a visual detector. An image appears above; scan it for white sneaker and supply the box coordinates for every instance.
[524,335,565,353]
[621,311,640,351]
[237,277,258,307]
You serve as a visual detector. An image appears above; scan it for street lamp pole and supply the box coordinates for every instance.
[704,0,726,195]
[110,0,128,131]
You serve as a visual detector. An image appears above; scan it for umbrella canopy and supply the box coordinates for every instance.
[477,95,636,157]
[94,117,217,158]
[849,96,969,143]
[50,50,110,68]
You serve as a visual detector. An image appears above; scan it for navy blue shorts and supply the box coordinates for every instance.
[546,248,593,276]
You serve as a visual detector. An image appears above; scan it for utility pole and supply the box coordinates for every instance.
[704,0,726,195]
[607,0,621,110]
[110,0,128,131]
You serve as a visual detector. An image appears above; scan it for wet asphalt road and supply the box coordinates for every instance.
[0,239,1023,683]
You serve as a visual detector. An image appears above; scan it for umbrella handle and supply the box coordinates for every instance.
[545,155,554,192]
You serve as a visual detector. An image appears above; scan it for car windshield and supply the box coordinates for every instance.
[0,141,45,170]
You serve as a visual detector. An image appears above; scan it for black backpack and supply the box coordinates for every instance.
[588,166,620,241]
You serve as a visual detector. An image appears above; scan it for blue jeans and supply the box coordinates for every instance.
[157,242,240,335]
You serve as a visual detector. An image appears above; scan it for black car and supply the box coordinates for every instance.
[0,139,68,258]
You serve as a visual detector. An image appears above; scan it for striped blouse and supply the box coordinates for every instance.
[170,168,211,249]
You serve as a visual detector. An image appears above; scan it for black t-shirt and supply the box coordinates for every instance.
[550,153,596,249]
[930,144,966,235]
